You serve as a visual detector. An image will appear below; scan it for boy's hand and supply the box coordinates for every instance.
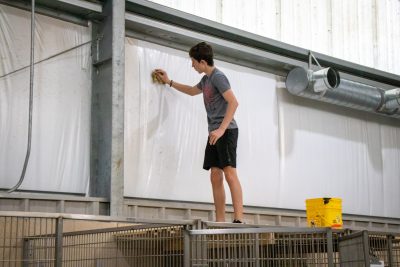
[154,69,170,84]
[209,128,225,145]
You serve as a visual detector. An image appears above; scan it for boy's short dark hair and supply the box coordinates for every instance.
[189,42,214,66]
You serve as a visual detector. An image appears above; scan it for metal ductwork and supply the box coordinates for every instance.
[308,67,340,92]
[285,66,400,118]
[382,88,400,111]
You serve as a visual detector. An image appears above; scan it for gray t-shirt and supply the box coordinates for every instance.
[196,68,238,132]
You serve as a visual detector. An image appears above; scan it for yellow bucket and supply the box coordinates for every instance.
[306,198,342,229]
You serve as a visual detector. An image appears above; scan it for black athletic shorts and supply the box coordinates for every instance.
[203,128,238,170]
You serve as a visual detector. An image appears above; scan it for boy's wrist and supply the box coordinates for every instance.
[219,125,227,131]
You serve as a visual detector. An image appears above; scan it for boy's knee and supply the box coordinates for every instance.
[223,166,237,183]
[210,168,223,184]
[210,167,222,176]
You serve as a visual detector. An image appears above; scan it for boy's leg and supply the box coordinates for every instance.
[223,166,243,221]
[210,167,226,222]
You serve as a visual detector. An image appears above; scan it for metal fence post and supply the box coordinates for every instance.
[55,217,63,267]
[388,234,394,267]
[255,233,260,267]
[195,219,202,230]
[362,230,370,266]
[22,238,30,267]
[183,229,190,267]
[200,234,207,266]
[326,228,334,267]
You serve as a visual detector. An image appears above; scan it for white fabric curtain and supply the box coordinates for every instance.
[0,5,91,193]
[125,38,280,205]
[124,38,400,218]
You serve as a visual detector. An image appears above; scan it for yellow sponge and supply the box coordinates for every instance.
[151,71,164,84]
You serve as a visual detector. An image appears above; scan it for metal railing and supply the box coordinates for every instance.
[0,212,196,267]
[1,211,400,266]
[185,227,345,267]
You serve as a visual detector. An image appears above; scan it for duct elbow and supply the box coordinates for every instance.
[381,88,400,113]
[285,67,309,95]
[384,99,400,111]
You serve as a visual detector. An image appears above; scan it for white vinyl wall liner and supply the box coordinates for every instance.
[124,38,400,218]
[0,4,91,193]
[124,38,281,206]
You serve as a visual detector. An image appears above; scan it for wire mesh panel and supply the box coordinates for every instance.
[190,233,260,266]
[369,233,391,266]
[339,231,400,267]
[1,212,193,267]
[2,212,400,267]
[392,238,400,266]
[0,215,57,267]
[25,236,56,267]
[61,224,186,267]
[261,232,330,266]
[187,227,342,267]
[339,231,369,267]
[368,233,400,267]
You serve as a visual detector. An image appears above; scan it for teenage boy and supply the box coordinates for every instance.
[155,42,243,223]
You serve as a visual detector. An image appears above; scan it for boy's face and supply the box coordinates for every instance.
[191,58,206,73]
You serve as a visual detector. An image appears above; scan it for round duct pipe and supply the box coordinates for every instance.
[324,79,382,111]
[285,67,400,118]
[310,68,340,93]
[384,98,400,110]
[286,67,340,95]
[382,88,400,111]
